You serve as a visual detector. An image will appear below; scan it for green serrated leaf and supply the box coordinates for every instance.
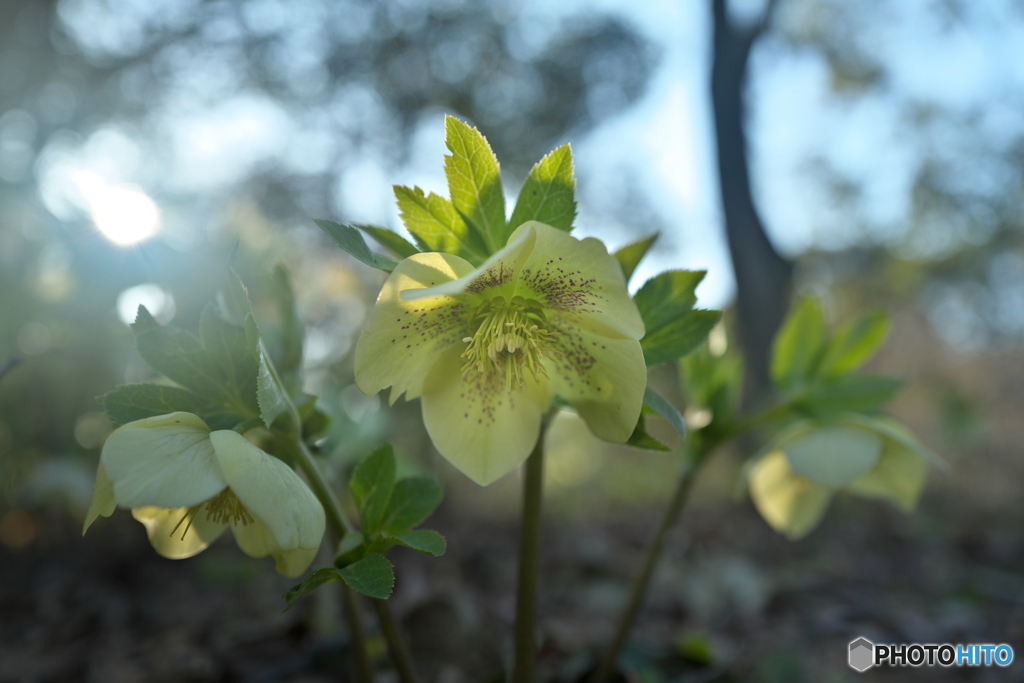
[382,477,442,536]
[350,445,397,534]
[357,224,421,260]
[796,376,903,416]
[642,386,686,439]
[508,143,576,235]
[199,304,260,409]
[223,269,254,323]
[393,185,488,263]
[243,314,261,361]
[818,312,890,377]
[613,233,659,284]
[444,116,505,252]
[132,305,160,333]
[771,297,827,387]
[626,415,671,451]
[641,309,722,367]
[314,218,398,272]
[256,353,289,428]
[239,309,291,430]
[388,529,446,557]
[269,264,304,390]
[132,306,238,405]
[338,553,394,600]
[99,383,232,427]
[634,270,706,332]
[283,567,343,611]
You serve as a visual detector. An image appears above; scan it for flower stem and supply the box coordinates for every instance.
[341,582,376,683]
[590,455,702,683]
[287,439,374,683]
[512,423,548,683]
[288,439,420,683]
[373,598,418,683]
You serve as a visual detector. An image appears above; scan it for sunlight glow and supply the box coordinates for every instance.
[88,182,161,246]
[116,283,175,326]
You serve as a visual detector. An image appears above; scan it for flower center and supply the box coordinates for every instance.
[461,295,559,392]
[171,488,255,539]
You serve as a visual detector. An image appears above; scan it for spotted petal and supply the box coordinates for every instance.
[131,505,228,560]
[420,345,549,485]
[405,224,537,302]
[546,317,646,443]
[102,413,226,510]
[512,221,644,341]
[210,430,325,576]
[355,252,476,404]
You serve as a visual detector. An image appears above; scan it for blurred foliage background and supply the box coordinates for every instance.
[2,0,1024,681]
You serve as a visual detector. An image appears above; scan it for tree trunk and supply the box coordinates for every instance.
[710,0,793,404]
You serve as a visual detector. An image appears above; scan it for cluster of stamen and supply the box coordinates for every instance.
[171,488,255,539]
[461,295,559,392]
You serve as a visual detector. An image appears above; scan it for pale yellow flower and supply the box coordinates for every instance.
[355,221,646,485]
[84,413,325,577]
[748,414,938,540]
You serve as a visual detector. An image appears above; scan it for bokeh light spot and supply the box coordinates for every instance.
[90,184,161,246]
[74,412,114,450]
[0,510,37,549]
[116,283,176,325]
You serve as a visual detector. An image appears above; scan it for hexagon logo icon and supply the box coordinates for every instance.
[849,637,874,672]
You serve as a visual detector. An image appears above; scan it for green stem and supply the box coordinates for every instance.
[289,438,354,536]
[341,582,376,683]
[287,438,420,683]
[589,395,790,683]
[512,424,548,683]
[590,455,702,683]
[373,598,418,683]
[286,439,373,683]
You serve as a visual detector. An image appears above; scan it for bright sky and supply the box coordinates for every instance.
[34,0,1024,312]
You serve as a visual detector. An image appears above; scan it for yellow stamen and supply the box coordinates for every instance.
[461,296,560,392]
[204,488,255,526]
[171,488,254,539]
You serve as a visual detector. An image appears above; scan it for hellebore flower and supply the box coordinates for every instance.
[355,220,646,485]
[747,413,942,540]
[84,412,325,577]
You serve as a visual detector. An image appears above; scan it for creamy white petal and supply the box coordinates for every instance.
[103,413,226,509]
[420,345,548,485]
[210,430,326,555]
[131,505,228,560]
[83,463,117,535]
[749,450,831,541]
[355,252,476,403]
[782,426,882,488]
[546,316,646,444]
[229,519,319,578]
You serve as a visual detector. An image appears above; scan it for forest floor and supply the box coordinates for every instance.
[2,483,1022,683]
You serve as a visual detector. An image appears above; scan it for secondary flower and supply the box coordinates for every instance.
[355,220,646,485]
[747,414,941,540]
[84,412,325,577]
